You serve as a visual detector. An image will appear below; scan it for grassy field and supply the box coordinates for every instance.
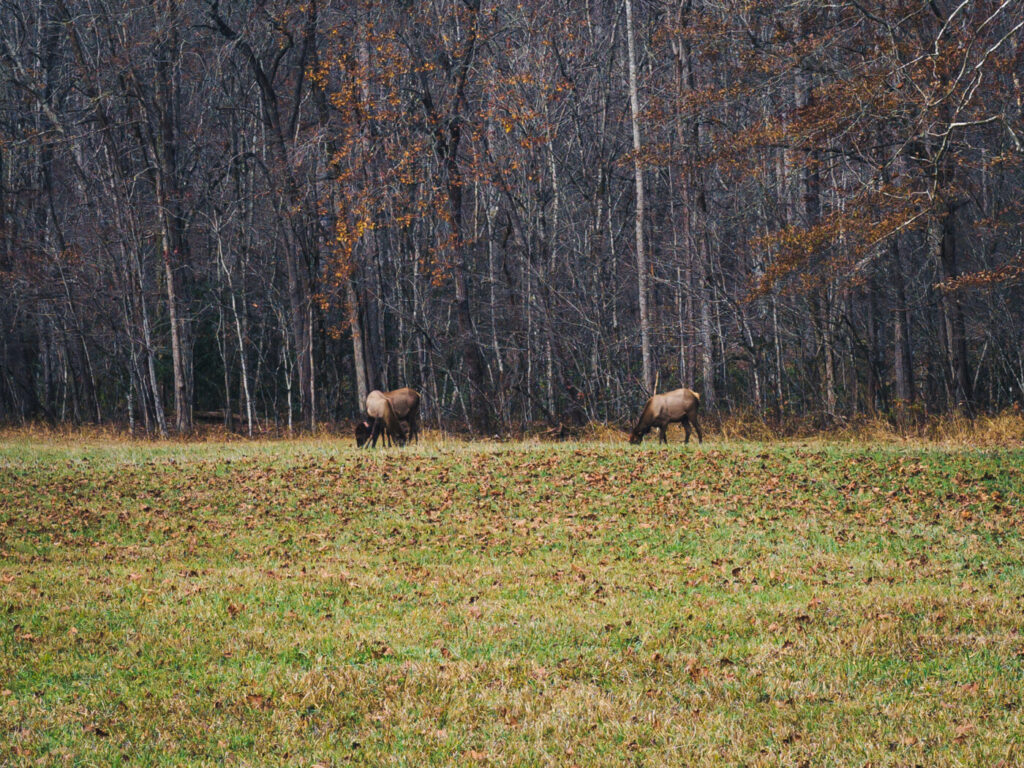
[2,434,1023,766]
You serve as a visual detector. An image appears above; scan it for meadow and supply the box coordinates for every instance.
[1,430,1023,766]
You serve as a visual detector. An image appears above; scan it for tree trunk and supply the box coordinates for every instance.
[216,222,254,437]
[929,209,972,411]
[346,276,369,412]
[891,238,915,404]
[672,22,714,407]
[153,10,191,433]
[156,175,189,434]
[865,279,879,414]
[624,0,653,394]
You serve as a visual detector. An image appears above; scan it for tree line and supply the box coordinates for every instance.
[1,0,1022,434]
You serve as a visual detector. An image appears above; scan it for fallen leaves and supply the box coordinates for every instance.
[953,722,977,743]
[3,440,1023,765]
[243,693,271,710]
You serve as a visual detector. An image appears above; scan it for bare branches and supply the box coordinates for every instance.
[1,0,1022,427]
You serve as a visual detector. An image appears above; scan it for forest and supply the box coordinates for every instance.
[1,0,1022,434]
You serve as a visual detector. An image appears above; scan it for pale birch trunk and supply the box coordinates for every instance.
[624,0,653,394]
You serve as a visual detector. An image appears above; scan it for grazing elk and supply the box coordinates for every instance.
[356,387,421,448]
[629,388,703,445]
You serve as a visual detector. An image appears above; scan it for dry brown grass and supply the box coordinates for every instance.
[3,407,1022,447]
[711,406,1024,447]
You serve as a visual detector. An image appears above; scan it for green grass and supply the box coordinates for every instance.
[2,436,1023,766]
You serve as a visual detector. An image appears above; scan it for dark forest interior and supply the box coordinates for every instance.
[1,0,1022,434]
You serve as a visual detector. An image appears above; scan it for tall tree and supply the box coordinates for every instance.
[624,0,653,394]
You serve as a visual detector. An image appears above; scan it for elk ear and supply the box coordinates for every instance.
[361,420,370,428]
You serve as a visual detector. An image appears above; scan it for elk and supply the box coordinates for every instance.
[356,387,421,447]
[629,388,703,445]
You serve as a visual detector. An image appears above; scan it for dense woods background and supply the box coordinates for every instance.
[1,0,1022,434]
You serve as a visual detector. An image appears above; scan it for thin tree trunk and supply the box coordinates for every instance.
[156,175,189,434]
[929,209,972,411]
[772,294,784,416]
[151,9,191,434]
[216,223,254,437]
[624,0,652,393]
[544,121,559,417]
[346,277,369,412]
[865,280,879,414]
[891,238,915,404]
[823,292,837,416]
[485,191,504,378]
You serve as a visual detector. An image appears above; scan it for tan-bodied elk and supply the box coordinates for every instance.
[629,388,703,445]
[356,387,421,448]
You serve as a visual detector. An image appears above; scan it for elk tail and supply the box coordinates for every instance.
[692,391,701,400]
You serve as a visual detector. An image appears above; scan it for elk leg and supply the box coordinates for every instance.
[692,414,704,444]
[392,422,406,447]
[370,417,382,448]
[682,416,692,444]
[659,425,668,444]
